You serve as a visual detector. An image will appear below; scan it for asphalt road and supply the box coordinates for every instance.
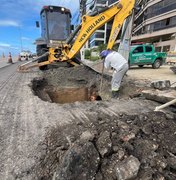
[0,62,44,179]
[0,62,161,179]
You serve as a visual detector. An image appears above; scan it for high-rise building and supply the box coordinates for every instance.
[89,0,108,48]
[80,0,118,60]
[132,0,176,52]
[80,0,176,59]
[80,0,109,59]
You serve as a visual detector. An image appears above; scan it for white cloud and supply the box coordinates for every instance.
[0,43,11,47]
[0,20,19,27]
[11,46,20,50]
[21,37,30,41]
[0,43,19,50]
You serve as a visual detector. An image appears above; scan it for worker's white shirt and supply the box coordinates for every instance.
[104,51,128,71]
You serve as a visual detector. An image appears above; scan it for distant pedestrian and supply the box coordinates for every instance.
[100,50,129,98]
[8,52,13,63]
[25,54,28,61]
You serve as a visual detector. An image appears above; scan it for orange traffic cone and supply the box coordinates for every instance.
[8,52,13,63]
[18,54,22,61]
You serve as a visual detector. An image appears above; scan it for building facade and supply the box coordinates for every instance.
[80,0,176,59]
[80,0,109,59]
[133,0,176,52]
[89,0,108,49]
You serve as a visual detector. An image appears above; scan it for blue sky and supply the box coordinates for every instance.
[0,0,80,56]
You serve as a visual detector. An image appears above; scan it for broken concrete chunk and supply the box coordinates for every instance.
[96,131,112,157]
[118,149,125,160]
[121,132,136,142]
[55,142,100,180]
[114,155,140,180]
[167,156,176,170]
[80,130,95,142]
[113,146,119,153]
[142,89,176,106]
[95,172,103,180]
[151,80,171,90]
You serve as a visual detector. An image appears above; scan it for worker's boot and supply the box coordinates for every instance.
[111,91,119,99]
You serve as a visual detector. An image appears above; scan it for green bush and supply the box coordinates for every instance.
[98,44,107,52]
[84,49,91,59]
[90,56,100,61]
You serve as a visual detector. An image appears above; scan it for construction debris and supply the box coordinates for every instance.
[25,65,176,180]
[32,110,176,180]
[115,155,140,180]
[151,80,171,90]
[142,89,176,106]
[170,66,176,74]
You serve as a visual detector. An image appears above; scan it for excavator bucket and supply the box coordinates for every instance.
[17,52,49,72]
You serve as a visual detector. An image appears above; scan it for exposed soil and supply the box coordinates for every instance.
[30,65,176,180]
[32,65,148,103]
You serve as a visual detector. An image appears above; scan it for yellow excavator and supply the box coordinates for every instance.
[18,0,135,71]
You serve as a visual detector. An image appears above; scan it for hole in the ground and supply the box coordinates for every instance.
[47,87,89,104]
[32,78,104,104]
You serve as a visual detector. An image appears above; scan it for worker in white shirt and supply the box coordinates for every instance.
[100,50,129,98]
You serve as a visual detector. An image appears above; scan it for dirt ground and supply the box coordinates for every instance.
[0,62,175,180]
[30,65,176,180]
[128,65,176,84]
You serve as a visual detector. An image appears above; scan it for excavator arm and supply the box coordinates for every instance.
[54,0,135,60]
[18,0,135,71]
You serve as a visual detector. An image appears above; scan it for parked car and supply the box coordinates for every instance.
[129,44,167,69]
[32,53,37,58]
[20,51,32,58]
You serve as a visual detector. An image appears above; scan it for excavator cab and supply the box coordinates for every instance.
[35,6,72,69]
[37,6,72,47]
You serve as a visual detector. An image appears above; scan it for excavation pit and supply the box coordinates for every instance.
[31,78,103,104]
[37,87,103,104]
[47,87,89,104]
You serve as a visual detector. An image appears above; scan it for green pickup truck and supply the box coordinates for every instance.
[129,44,167,69]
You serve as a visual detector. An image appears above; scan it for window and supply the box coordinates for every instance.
[166,18,170,26]
[155,47,162,52]
[97,0,107,4]
[163,45,170,52]
[145,46,152,52]
[133,46,144,53]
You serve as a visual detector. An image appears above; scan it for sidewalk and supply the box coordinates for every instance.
[0,57,18,69]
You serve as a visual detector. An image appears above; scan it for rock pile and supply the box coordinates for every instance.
[33,111,176,180]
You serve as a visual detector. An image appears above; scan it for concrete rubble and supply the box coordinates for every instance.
[55,142,100,180]
[115,155,140,180]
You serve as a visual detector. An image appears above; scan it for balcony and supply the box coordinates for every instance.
[146,2,176,19]
[132,26,176,41]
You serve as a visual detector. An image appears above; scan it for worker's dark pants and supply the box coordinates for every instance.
[111,63,129,91]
